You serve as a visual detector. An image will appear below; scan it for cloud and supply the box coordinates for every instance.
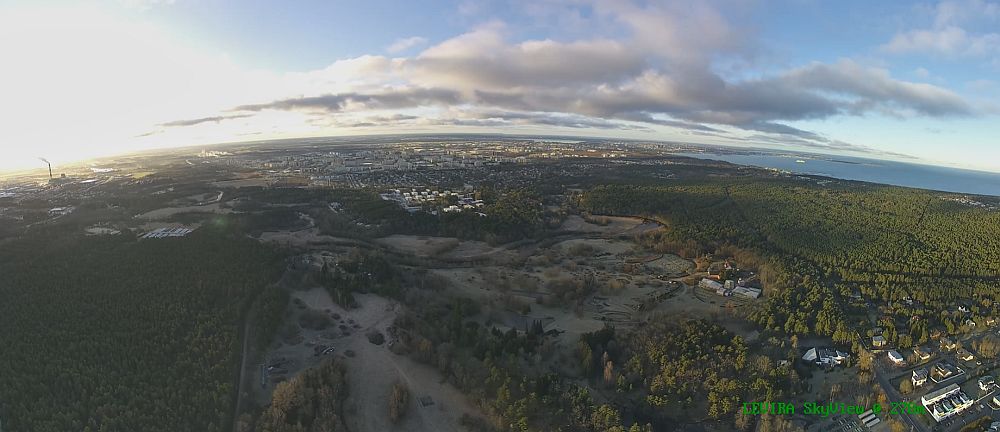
[386,36,427,53]
[459,110,649,130]
[883,26,1000,57]
[882,0,1000,57]
[156,1,982,157]
[160,113,253,127]
[781,60,973,116]
[233,88,462,113]
[118,0,176,10]
[407,22,646,90]
[931,0,1000,27]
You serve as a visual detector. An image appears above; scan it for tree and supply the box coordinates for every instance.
[898,378,913,395]
[388,381,410,423]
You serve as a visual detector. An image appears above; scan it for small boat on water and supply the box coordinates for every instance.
[795,159,806,163]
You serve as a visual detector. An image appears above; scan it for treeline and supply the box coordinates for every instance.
[0,223,283,432]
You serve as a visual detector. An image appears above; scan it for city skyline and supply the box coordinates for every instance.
[1,0,999,172]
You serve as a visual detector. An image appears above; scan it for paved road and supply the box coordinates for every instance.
[873,365,928,432]
[231,302,257,432]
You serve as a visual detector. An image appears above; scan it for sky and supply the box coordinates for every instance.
[1,0,998,172]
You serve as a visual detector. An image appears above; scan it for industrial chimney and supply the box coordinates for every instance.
[38,157,52,179]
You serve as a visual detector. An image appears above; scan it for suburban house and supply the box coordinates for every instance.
[802,347,850,367]
[872,335,887,348]
[912,368,929,387]
[932,361,961,382]
[913,346,932,361]
[940,337,957,351]
[957,349,975,362]
[980,376,996,391]
[888,350,905,366]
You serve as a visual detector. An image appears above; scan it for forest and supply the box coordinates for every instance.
[0,221,284,432]
[580,178,1000,345]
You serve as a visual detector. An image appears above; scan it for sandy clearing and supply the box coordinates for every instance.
[643,254,694,274]
[258,227,366,249]
[212,178,270,188]
[258,289,484,432]
[375,235,467,257]
[558,215,642,234]
[429,265,665,345]
[137,202,232,220]
[553,238,638,256]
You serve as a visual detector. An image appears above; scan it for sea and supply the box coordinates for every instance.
[674,151,1000,197]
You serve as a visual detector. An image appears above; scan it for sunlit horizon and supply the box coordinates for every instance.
[2,0,998,173]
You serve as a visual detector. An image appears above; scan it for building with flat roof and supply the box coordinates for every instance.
[699,278,724,291]
[922,383,972,422]
[731,286,761,299]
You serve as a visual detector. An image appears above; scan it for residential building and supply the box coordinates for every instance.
[913,346,931,361]
[872,335,887,348]
[980,376,996,391]
[921,384,973,422]
[912,368,929,387]
[888,350,905,365]
[957,349,975,362]
[940,337,957,351]
[802,347,850,367]
[931,361,962,382]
